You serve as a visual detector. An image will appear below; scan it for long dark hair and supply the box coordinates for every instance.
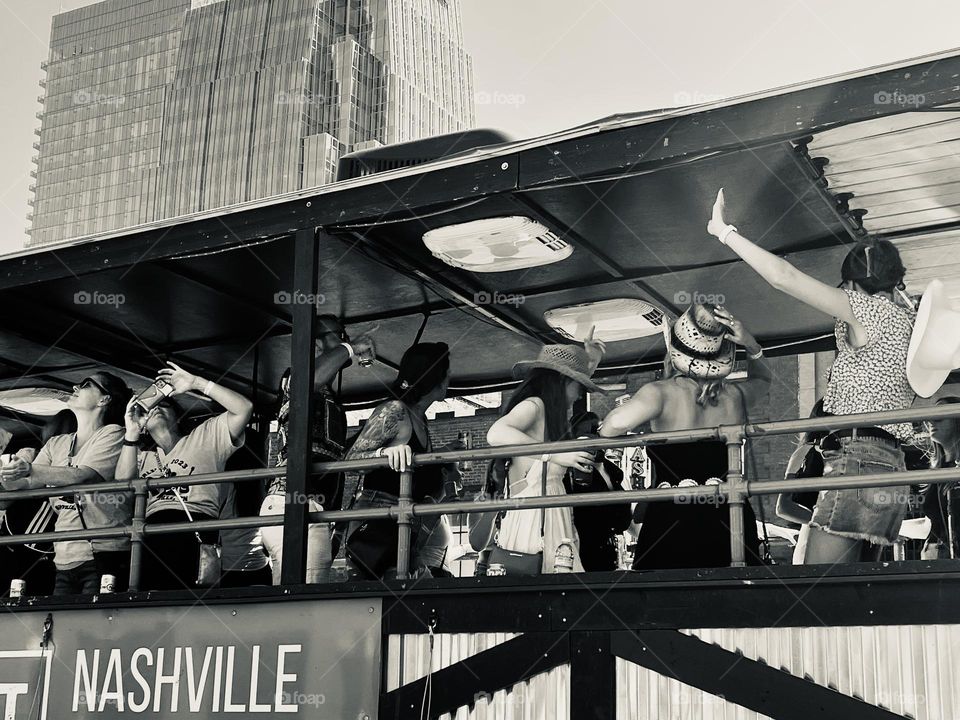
[502,368,573,443]
[95,372,131,427]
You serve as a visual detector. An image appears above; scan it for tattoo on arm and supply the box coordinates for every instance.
[345,401,407,460]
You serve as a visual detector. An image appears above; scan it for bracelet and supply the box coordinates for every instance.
[340,342,355,359]
[747,347,764,360]
[123,438,140,447]
[717,224,738,245]
[202,380,215,396]
[376,447,386,457]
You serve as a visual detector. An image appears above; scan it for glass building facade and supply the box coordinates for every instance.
[28,0,474,247]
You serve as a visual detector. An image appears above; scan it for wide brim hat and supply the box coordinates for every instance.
[669,303,736,381]
[513,344,607,393]
[907,278,960,398]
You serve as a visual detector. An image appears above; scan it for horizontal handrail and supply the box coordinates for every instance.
[4,404,957,504]
[3,464,958,548]
[2,403,959,584]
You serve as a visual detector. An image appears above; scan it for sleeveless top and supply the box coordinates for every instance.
[635,440,760,570]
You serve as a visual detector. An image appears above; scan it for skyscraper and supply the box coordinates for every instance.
[28,0,475,247]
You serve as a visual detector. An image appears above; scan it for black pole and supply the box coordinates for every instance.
[569,631,615,719]
[280,227,319,585]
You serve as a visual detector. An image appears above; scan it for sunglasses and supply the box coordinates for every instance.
[78,377,109,395]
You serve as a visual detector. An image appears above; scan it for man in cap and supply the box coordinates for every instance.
[260,314,375,584]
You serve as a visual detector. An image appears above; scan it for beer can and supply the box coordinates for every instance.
[486,563,506,577]
[99,574,116,594]
[9,579,25,598]
[554,539,576,573]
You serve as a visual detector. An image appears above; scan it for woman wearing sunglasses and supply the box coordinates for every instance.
[0,372,131,595]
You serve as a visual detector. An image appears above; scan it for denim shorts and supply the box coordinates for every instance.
[809,437,908,545]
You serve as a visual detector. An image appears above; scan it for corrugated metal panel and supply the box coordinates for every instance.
[387,633,570,719]
[808,106,960,234]
[392,625,960,718]
[616,658,773,720]
[678,625,960,719]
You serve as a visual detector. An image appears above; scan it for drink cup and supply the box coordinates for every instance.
[9,579,25,598]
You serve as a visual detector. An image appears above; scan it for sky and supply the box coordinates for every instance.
[2,0,960,255]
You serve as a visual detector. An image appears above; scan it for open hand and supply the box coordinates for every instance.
[707,188,729,237]
[156,361,199,396]
[382,444,413,472]
[713,306,758,351]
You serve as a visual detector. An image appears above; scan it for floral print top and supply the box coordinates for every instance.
[824,290,915,441]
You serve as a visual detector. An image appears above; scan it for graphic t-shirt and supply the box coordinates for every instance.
[140,414,243,520]
[37,425,127,569]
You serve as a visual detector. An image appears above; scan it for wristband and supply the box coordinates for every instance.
[747,347,764,361]
[717,224,738,245]
[340,342,355,360]
[376,447,386,457]
[202,380,215,396]
[123,438,140,447]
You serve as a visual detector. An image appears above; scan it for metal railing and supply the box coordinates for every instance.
[2,404,960,593]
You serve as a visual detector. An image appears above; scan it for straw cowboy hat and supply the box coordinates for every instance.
[668,303,736,380]
[513,344,606,393]
[907,278,960,398]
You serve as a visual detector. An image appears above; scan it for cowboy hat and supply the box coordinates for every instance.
[668,303,736,380]
[907,278,960,398]
[513,344,606,393]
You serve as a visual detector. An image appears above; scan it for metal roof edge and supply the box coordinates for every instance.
[9,46,960,265]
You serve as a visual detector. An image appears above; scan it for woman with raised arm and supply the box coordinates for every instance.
[706,189,915,564]
[485,336,606,574]
[600,304,769,569]
[342,342,450,579]
[115,362,255,590]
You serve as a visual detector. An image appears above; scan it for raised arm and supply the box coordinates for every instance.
[713,306,771,410]
[159,362,253,444]
[116,395,144,482]
[707,190,858,326]
[599,384,664,438]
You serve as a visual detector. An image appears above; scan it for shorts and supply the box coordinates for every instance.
[809,437,907,545]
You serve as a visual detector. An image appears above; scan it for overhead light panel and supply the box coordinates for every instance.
[544,299,666,342]
[423,216,573,272]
